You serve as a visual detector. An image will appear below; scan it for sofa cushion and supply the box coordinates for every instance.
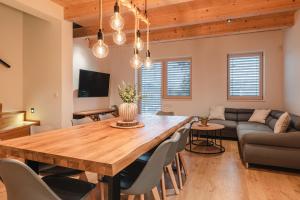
[237,109,254,121]
[237,122,273,133]
[266,110,284,130]
[266,110,300,132]
[266,117,277,130]
[274,112,291,134]
[242,131,300,148]
[237,129,272,145]
[209,119,238,129]
[290,114,300,131]
[224,108,238,121]
[248,109,271,124]
[209,106,225,120]
[237,123,273,151]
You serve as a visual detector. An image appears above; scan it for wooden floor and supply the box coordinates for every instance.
[1,140,300,200]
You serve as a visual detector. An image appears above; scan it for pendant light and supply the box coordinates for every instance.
[130,49,143,69]
[130,11,142,69]
[92,0,109,58]
[144,24,152,68]
[113,30,126,45]
[135,30,144,51]
[110,0,125,31]
[135,18,144,51]
[143,0,152,68]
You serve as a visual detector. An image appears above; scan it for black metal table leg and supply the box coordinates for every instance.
[25,160,39,174]
[189,128,192,151]
[107,173,121,200]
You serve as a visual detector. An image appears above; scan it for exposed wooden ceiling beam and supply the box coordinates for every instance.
[52,0,192,20]
[87,11,295,47]
[73,0,300,38]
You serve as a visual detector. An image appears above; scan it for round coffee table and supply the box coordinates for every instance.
[186,122,225,154]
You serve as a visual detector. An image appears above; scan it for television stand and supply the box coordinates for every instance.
[73,108,116,121]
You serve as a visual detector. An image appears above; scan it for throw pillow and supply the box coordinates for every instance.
[274,112,291,134]
[208,106,225,120]
[248,109,271,124]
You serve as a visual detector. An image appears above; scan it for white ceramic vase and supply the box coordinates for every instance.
[119,103,138,122]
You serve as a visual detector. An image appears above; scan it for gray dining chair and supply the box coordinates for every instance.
[175,126,190,189]
[120,132,180,200]
[111,105,119,116]
[71,117,94,126]
[0,159,96,200]
[160,131,181,198]
[137,125,190,199]
[156,111,175,116]
[30,125,86,180]
[99,113,115,121]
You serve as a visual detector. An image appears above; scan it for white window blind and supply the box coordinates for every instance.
[165,60,191,98]
[228,53,263,100]
[140,62,162,114]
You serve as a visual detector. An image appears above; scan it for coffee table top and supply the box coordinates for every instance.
[191,123,225,131]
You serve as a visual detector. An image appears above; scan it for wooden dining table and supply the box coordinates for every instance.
[0,114,192,200]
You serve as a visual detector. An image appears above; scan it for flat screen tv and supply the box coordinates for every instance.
[78,69,110,97]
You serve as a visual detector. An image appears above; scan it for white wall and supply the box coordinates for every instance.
[23,14,62,128]
[284,11,300,115]
[61,20,74,127]
[0,4,23,111]
[23,14,74,128]
[73,38,110,112]
[0,0,63,20]
[109,31,284,116]
[0,1,73,128]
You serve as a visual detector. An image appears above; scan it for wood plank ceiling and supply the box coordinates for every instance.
[52,0,300,45]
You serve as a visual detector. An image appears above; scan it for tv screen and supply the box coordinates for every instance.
[78,69,110,97]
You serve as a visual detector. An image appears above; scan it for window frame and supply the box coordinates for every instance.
[162,57,192,99]
[227,52,264,101]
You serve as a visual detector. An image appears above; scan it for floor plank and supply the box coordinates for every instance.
[0,140,299,200]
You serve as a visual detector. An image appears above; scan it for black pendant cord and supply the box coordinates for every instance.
[145,0,147,15]
[0,59,10,68]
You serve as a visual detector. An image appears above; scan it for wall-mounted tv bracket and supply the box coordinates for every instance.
[0,59,11,68]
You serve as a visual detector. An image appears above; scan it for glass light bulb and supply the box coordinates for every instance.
[135,37,144,51]
[113,31,126,45]
[144,56,152,69]
[110,12,124,31]
[130,53,143,69]
[92,39,109,58]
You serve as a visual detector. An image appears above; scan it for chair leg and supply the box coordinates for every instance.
[88,188,97,200]
[166,164,180,195]
[97,182,105,200]
[179,152,188,176]
[140,194,145,200]
[160,173,166,200]
[245,162,249,169]
[152,187,161,200]
[128,195,135,200]
[175,153,183,189]
[79,172,88,181]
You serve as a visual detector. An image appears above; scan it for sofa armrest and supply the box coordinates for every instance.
[243,132,300,148]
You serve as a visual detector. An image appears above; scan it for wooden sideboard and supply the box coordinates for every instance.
[73,108,116,121]
[0,104,39,141]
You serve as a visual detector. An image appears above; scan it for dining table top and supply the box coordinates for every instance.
[0,114,192,176]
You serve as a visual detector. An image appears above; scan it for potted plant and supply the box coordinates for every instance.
[118,82,141,122]
[200,116,209,126]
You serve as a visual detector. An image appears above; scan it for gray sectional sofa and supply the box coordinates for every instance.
[209,108,300,170]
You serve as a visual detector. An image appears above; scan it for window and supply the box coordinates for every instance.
[228,52,263,100]
[163,59,192,99]
[140,62,162,114]
[139,58,192,114]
